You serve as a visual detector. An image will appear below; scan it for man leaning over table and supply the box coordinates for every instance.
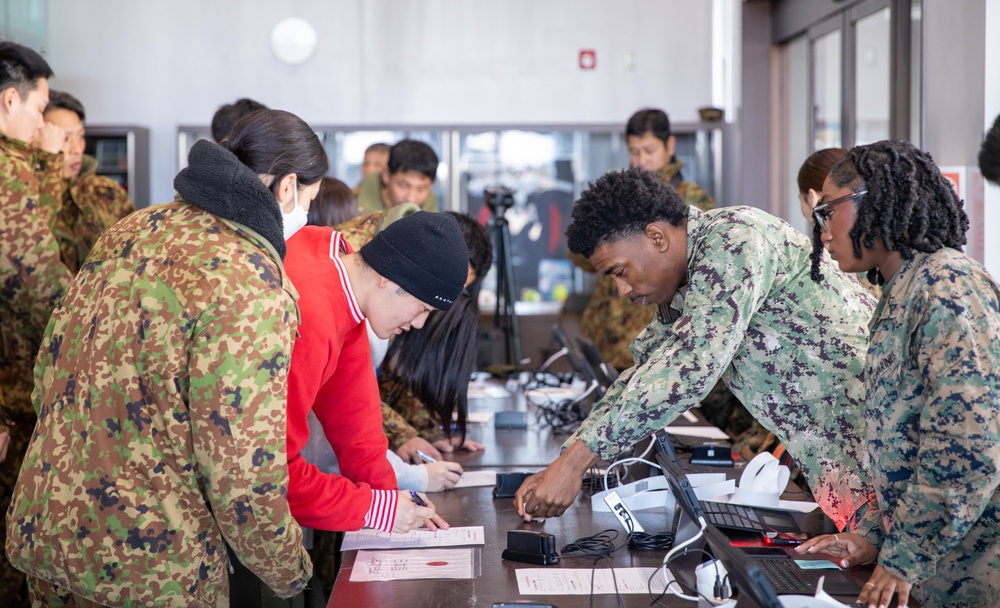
[514,168,882,549]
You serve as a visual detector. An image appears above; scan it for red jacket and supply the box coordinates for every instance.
[284,226,397,531]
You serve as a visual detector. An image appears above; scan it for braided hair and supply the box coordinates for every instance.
[809,139,968,285]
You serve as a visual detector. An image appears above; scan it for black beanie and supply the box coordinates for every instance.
[360,211,469,311]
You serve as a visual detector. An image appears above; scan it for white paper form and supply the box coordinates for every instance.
[341,526,485,551]
[516,568,669,595]
[349,548,480,582]
[453,470,497,488]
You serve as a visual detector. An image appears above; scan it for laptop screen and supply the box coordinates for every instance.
[551,324,604,398]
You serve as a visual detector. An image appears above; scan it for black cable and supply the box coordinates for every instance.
[627,531,675,552]
[562,529,630,608]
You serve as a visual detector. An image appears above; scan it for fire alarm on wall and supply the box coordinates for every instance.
[579,49,596,70]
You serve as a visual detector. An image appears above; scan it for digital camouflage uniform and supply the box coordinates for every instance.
[577,163,756,446]
[50,154,134,274]
[0,134,72,605]
[580,162,714,372]
[568,206,882,539]
[5,198,313,605]
[865,249,1000,607]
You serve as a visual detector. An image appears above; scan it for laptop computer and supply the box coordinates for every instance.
[574,335,619,390]
[654,435,802,534]
[657,451,863,598]
[551,324,605,398]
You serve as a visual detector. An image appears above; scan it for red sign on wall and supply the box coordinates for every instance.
[579,49,596,70]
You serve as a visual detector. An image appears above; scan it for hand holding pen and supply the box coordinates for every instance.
[393,490,449,533]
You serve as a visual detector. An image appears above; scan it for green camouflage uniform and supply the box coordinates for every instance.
[50,154,134,274]
[5,201,312,606]
[865,249,1000,607]
[0,134,72,605]
[568,206,882,539]
[577,164,755,444]
[379,378,447,451]
[355,172,438,213]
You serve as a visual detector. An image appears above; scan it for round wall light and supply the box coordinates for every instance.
[270,17,318,66]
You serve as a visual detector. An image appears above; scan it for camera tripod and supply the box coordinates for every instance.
[484,186,522,369]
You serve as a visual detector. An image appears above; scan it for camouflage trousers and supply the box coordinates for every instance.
[1,381,35,608]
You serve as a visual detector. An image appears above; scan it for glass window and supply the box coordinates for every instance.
[854,7,892,145]
[812,30,842,149]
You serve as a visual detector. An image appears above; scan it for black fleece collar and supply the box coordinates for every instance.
[174,140,286,258]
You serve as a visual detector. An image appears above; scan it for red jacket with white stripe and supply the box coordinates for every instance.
[283,226,397,531]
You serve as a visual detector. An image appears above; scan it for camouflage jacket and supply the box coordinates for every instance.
[568,206,881,537]
[5,199,312,605]
[865,249,1000,606]
[0,135,72,430]
[380,377,447,450]
[334,204,421,252]
[580,163,714,370]
[355,172,438,213]
[51,154,134,274]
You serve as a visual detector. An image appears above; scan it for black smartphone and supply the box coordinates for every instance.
[763,531,808,546]
[493,472,534,498]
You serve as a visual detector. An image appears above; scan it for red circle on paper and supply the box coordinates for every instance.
[426,561,449,567]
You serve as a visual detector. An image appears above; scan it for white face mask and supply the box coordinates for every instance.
[282,178,308,240]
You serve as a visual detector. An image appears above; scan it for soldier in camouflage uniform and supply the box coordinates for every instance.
[515,168,882,548]
[356,139,440,213]
[580,108,755,449]
[798,140,1000,608]
[5,110,327,606]
[44,90,134,274]
[0,42,74,607]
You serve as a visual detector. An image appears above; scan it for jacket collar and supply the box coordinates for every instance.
[173,140,286,258]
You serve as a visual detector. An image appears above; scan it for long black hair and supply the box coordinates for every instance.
[809,139,968,285]
[379,290,479,442]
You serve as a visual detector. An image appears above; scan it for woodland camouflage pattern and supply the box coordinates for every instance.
[865,249,1000,607]
[51,154,134,274]
[0,135,72,604]
[568,206,882,537]
[5,201,312,606]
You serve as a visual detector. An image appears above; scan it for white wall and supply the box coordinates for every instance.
[983,0,1000,276]
[46,0,714,203]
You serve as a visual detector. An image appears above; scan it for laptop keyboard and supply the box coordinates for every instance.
[701,501,764,532]
[754,559,815,594]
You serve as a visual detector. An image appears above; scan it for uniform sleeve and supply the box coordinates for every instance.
[877,270,1000,583]
[188,299,312,599]
[286,321,398,532]
[568,223,779,460]
[382,401,420,451]
[0,150,73,346]
[380,380,447,444]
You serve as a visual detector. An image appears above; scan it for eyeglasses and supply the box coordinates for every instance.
[812,190,867,232]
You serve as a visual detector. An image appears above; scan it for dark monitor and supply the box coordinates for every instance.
[551,324,605,398]
[702,525,783,608]
[575,335,619,389]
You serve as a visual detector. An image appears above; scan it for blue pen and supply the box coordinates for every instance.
[415,449,437,463]
[409,490,429,507]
